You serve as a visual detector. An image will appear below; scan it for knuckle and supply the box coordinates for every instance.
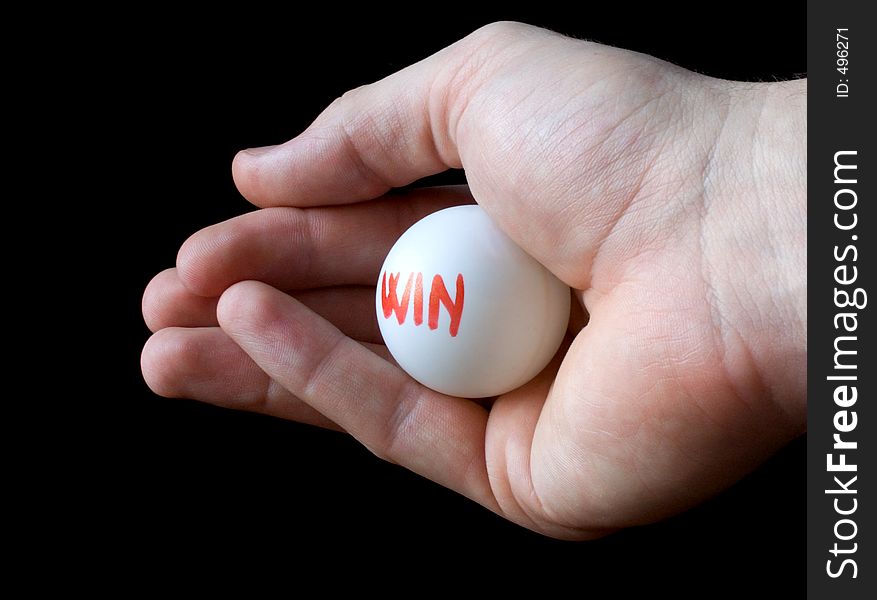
[276,207,317,282]
[372,381,420,464]
[325,84,373,123]
[469,20,531,43]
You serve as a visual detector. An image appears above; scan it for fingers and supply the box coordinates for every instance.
[216,280,500,510]
[144,268,383,343]
[143,268,219,330]
[177,187,471,297]
[229,21,674,289]
[141,326,339,430]
[231,22,565,209]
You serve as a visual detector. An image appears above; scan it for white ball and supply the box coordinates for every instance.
[375,205,570,398]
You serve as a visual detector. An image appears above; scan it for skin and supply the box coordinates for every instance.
[141,22,806,539]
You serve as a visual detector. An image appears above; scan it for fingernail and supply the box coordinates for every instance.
[240,144,278,157]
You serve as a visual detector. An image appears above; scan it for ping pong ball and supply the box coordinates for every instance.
[375,205,570,398]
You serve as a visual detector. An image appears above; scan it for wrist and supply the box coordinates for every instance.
[700,78,807,429]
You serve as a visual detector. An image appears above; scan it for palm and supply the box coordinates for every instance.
[143,23,805,538]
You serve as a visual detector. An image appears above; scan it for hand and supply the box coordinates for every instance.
[142,22,806,539]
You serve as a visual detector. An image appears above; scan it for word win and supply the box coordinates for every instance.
[381,271,464,336]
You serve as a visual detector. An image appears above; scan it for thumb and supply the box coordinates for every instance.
[231,24,471,206]
[233,21,687,289]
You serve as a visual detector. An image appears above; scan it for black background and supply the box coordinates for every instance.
[101,4,805,592]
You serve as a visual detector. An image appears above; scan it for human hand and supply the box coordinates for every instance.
[142,22,806,538]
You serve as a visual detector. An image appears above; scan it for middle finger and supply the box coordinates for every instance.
[176,186,471,297]
[144,268,383,343]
